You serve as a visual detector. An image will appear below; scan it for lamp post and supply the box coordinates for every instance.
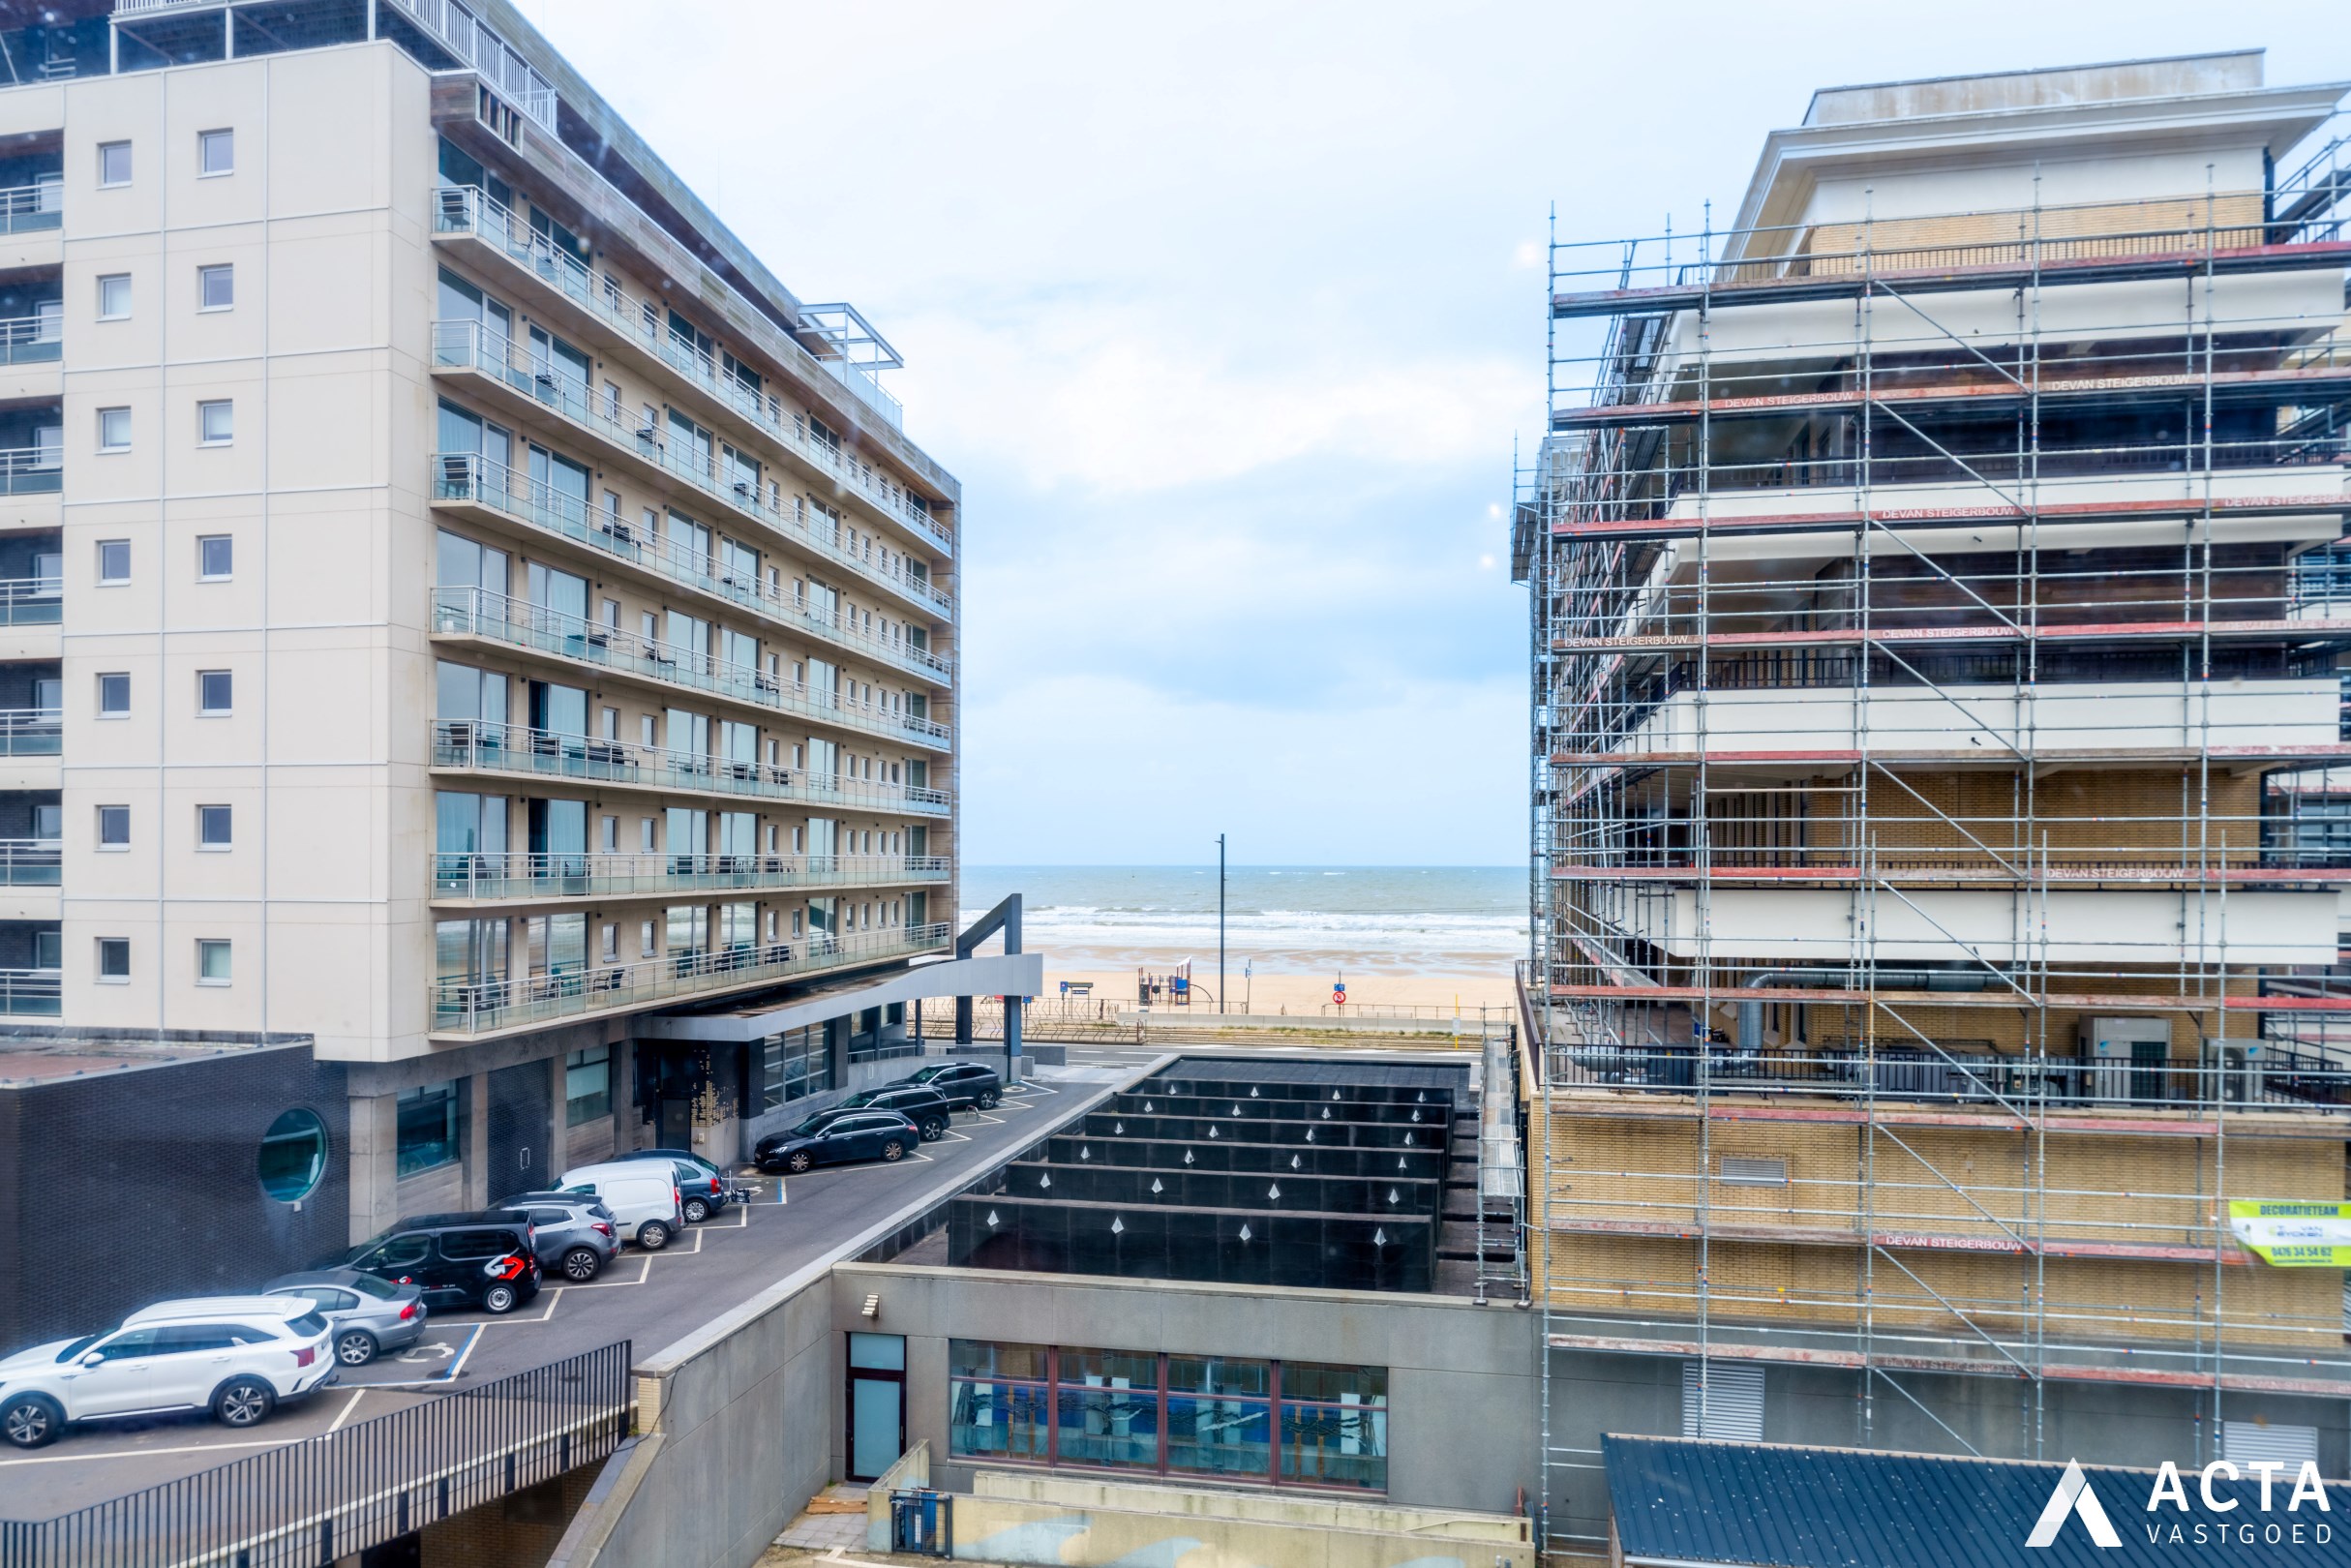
[1218,833,1226,1016]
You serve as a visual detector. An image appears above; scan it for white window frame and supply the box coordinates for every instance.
[96,272,131,320]
[95,803,130,851]
[197,399,234,446]
[96,539,130,586]
[197,534,233,581]
[196,803,231,850]
[97,141,131,189]
[95,936,131,982]
[196,669,232,716]
[97,407,131,453]
[96,673,130,718]
[196,128,233,177]
[196,938,231,985]
[196,263,233,313]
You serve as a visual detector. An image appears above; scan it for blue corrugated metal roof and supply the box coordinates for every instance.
[1603,1435,2351,1568]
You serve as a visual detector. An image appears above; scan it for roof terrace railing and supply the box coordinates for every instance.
[430,849,949,903]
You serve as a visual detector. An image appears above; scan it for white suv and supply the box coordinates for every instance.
[0,1296,337,1448]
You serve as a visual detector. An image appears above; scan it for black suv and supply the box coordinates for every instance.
[325,1215,543,1314]
[836,1083,955,1139]
[903,1060,1004,1110]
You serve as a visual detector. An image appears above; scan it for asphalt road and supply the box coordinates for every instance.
[0,1062,1141,1521]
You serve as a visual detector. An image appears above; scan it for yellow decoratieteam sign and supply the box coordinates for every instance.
[2228,1202,2351,1266]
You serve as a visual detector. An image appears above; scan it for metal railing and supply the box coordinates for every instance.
[427,446,950,679]
[0,576,60,625]
[429,586,951,750]
[0,313,60,365]
[0,838,59,887]
[0,447,60,497]
[430,186,951,555]
[0,967,58,1015]
[429,718,949,815]
[431,849,949,902]
[1550,1040,2351,1114]
[0,180,60,236]
[433,921,952,1034]
[0,709,61,756]
[381,0,558,127]
[0,1342,630,1567]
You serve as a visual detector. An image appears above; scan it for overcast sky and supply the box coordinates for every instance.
[519,1,2351,866]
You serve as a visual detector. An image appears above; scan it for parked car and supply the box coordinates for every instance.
[556,1165,683,1251]
[902,1060,1004,1110]
[485,1195,619,1282]
[753,1108,920,1174]
[325,1215,542,1314]
[835,1082,955,1140]
[261,1268,427,1368]
[608,1149,733,1221]
[0,1296,336,1448]
[613,1147,747,1216]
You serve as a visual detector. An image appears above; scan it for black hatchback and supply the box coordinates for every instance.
[754,1109,920,1174]
[903,1060,1003,1110]
[835,1083,955,1139]
[327,1215,543,1315]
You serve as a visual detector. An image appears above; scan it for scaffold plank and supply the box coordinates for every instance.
[1543,1213,2249,1265]
[1550,493,2348,544]
[1550,615,2351,654]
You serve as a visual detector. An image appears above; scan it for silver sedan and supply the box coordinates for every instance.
[262,1267,429,1368]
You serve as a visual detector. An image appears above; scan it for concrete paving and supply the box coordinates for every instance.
[0,1066,1112,1522]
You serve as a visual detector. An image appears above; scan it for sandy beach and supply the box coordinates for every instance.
[1039,962,1515,1016]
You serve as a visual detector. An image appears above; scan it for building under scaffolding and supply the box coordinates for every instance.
[1513,50,2351,1559]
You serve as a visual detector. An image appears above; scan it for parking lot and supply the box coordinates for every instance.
[0,1061,1145,1520]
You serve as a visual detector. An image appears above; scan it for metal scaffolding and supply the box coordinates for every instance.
[1517,122,2351,1553]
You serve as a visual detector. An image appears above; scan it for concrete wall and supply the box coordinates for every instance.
[829,1261,1542,1517]
[934,1470,1534,1568]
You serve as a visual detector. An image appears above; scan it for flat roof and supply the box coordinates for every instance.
[0,1033,293,1088]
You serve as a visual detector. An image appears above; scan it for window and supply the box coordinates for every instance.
[565,1044,611,1126]
[198,400,233,445]
[197,264,233,311]
[97,673,130,717]
[395,1081,461,1176]
[98,407,130,452]
[197,670,232,714]
[197,128,233,176]
[97,539,130,584]
[96,805,129,849]
[947,1343,1382,1490]
[198,535,232,580]
[98,140,131,187]
[97,273,131,319]
[96,937,130,981]
[197,804,231,849]
[760,1026,832,1111]
[196,938,230,985]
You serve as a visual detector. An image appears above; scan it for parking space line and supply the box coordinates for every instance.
[368,1324,481,1386]
[566,1253,653,1289]
[326,1389,366,1432]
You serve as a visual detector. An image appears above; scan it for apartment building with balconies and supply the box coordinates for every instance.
[0,0,1006,1241]
[1515,51,2351,1558]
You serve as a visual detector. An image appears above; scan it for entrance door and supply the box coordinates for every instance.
[486,1061,551,1201]
[847,1333,907,1482]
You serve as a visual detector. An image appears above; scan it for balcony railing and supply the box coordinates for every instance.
[0,708,60,756]
[430,718,950,815]
[0,446,60,496]
[0,180,60,236]
[1550,1040,2351,1115]
[0,838,59,887]
[430,186,953,556]
[428,587,952,750]
[0,576,60,625]
[0,313,60,365]
[428,313,952,615]
[431,849,949,902]
[432,921,952,1034]
[0,967,59,1015]
[427,445,950,681]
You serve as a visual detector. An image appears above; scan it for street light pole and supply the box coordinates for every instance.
[1218,833,1226,1016]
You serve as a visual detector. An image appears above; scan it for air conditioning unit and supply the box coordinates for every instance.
[2079,1016,2171,1104]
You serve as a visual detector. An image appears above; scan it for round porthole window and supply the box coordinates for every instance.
[257,1108,328,1203]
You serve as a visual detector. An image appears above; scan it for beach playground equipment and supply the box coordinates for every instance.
[1137,961,1194,1007]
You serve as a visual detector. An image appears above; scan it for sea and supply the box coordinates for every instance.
[958,865,1528,979]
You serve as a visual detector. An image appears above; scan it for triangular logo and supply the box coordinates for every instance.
[2026,1460,2123,1549]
